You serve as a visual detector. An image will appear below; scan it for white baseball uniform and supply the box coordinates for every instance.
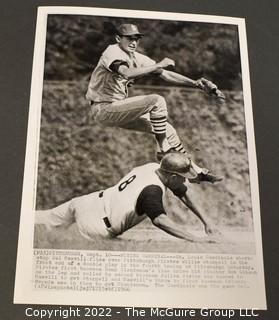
[85,43,185,153]
[36,163,169,240]
[86,44,155,103]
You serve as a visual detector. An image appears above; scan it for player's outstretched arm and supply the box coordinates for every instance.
[179,193,221,236]
[117,58,175,80]
[159,71,225,99]
[159,69,199,87]
[152,213,218,243]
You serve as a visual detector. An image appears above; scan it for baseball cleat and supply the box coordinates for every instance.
[189,172,223,184]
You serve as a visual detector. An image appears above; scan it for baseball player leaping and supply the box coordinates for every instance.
[36,153,221,243]
[86,23,224,184]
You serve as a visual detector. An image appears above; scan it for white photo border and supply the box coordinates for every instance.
[14,6,266,309]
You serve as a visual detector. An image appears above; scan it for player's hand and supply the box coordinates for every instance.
[196,78,225,100]
[157,58,175,69]
[205,224,222,236]
[196,77,216,90]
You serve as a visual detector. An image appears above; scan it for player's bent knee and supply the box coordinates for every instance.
[149,94,167,108]
[148,94,168,118]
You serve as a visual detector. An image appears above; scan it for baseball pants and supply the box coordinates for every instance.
[90,94,184,151]
[35,192,115,240]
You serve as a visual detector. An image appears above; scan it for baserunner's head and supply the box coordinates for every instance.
[115,24,144,53]
[160,152,191,177]
[157,153,191,195]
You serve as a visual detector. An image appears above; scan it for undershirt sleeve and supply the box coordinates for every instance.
[169,183,187,198]
[109,60,129,73]
[136,185,166,221]
[101,45,129,71]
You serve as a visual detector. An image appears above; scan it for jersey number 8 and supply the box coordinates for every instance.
[118,175,136,191]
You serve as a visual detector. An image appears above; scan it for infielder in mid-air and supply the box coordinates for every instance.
[86,23,225,184]
[36,153,221,243]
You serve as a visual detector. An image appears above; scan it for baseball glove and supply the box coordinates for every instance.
[196,78,225,100]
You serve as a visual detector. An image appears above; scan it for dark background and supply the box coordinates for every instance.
[44,15,241,90]
[0,0,278,319]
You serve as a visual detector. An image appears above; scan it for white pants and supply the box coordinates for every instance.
[35,192,115,240]
[90,94,183,150]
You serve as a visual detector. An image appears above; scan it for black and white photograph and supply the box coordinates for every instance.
[34,12,255,254]
[13,7,266,309]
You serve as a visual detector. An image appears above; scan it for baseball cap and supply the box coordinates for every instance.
[160,152,191,177]
[116,24,144,37]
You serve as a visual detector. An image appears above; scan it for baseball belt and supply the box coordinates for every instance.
[98,191,113,229]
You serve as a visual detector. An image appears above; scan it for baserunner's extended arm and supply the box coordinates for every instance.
[152,213,218,243]
[179,193,221,236]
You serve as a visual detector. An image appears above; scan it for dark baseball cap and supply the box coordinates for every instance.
[116,24,144,37]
